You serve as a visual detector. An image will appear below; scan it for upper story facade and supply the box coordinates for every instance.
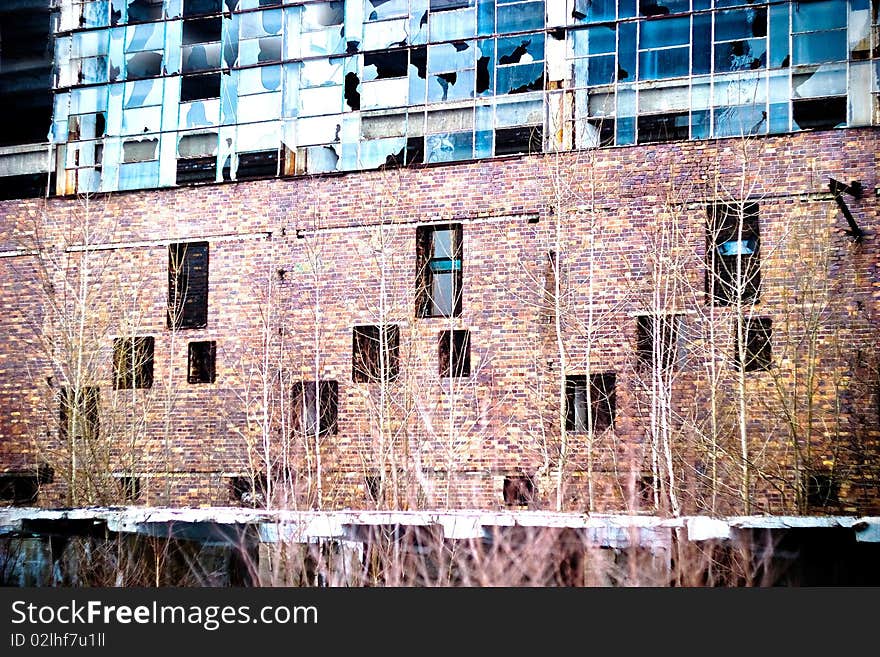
[43,0,880,195]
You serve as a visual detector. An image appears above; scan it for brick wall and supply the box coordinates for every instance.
[1,128,878,514]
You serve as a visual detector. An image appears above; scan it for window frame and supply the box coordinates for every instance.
[113,335,155,389]
[565,372,616,433]
[291,380,339,436]
[352,324,401,383]
[416,223,463,318]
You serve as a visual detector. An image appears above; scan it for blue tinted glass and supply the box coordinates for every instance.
[715,8,768,42]
[691,109,710,138]
[768,4,790,68]
[618,0,636,18]
[692,14,711,75]
[768,102,789,133]
[640,17,690,49]
[714,38,767,72]
[426,131,473,162]
[616,116,635,144]
[496,62,544,93]
[713,104,767,137]
[618,22,637,80]
[477,0,495,35]
[574,0,615,23]
[588,55,616,85]
[497,33,544,61]
[792,30,847,65]
[497,1,544,33]
[573,26,617,56]
[639,0,689,16]
[475,129,492,157]
[792,0,846,32]
[639,46,689,80]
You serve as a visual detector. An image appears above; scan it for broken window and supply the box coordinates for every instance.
[792,96,847,131]
[503,475,536,506]
[0,470,48,505]
[706,202,760,305]
[118,475,141,502]
[59,386,100,441]
[181,72,221,101]
[495,125,543,155]
[416,224,463,318]
[113,336,155,389]
[791,0,847,65]
[636,473,656,508]
[365,474,382,503]
[352,324,400,383]
[188,340,216,383]
[638,16,689,80]
[236,149,279,179]
[495,34,545,94]
[183,0,222,17]
[125,51,162,79]
[713,7,768,73]
[565,373,616,433]
[636,314,683,370]
[122,137,158,162]
[439,329,471,377]
[805,471,839,507]
[168,241,209,329]
[637,112,689,143]
[126,0,164,23]
[291,381,339,435]
[176,131,218,184]
[230,473,267,506]
[735,316,771,372]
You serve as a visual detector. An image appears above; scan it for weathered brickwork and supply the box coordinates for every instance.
[1,128,878,514]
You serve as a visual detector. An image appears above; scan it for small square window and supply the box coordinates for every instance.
[292,381,338,435]
[119,476,141,502]
[230,473,267,506]
[416,224,463,318]
[565,373,616,433]
[636,314,683,370]
[353,325,400,383]
[736,317,771,372]
[805,472,839,508]
[113,336,155,389]
[365,475,382,503]
[439,330,471,378]
[188,341,216,383]
[181,73,221,101]
[503,475,536,506]
[636,474,656,509]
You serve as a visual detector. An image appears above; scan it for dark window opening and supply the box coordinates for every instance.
[736,317,771,372]
[416,224,463,318]
[805,472,839,507]
[565,373,616,433]
[792,97,847,131]
[176,155,216,184]
[0,173,47,201]
[706,202,760,305]
[636,314,682,370]
[59,386,100,441]
[182,17,222,45]
[113,336,155,389]
[292,381,339,435]
[587,118,615,147]
[353,325,400,383]
[181,73,221,101]
[168,242,209,330]
[125,51,163,79]
[230,474,267,506]
[188,341,216,383]
[236,150,279,179]
[637,112,689,143]
[0,475,39,504]
[122,138,158,163]
[439,329,471,378]
[119,476,141,502]
[495,125,543,156]
[365,475,382,502]
[127,0,165,23]
[183,0,223,17]
[503,475,536,506]
[636,474,655,508]
[364,50,409,78]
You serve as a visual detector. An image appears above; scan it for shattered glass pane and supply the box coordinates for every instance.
[713,104,767,137]
[363,18,408,50]
[426,131,473,162]
[122,137,158,162]
[365,0,409,21]
[359,136,407,168]
[178,132,219,157]
[714,39,767,72]
[573,0,615,24]
[793,65,847,98]
[302,1,344,29]
[429,69,476,101]
[125,51,163,79]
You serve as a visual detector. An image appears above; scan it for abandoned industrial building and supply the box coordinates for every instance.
[0,0,878,540]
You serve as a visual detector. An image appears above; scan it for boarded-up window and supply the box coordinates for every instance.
[168,242,209,329]
[292,381,339,435]
[353,325,400,383]
[113,336,155,389]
